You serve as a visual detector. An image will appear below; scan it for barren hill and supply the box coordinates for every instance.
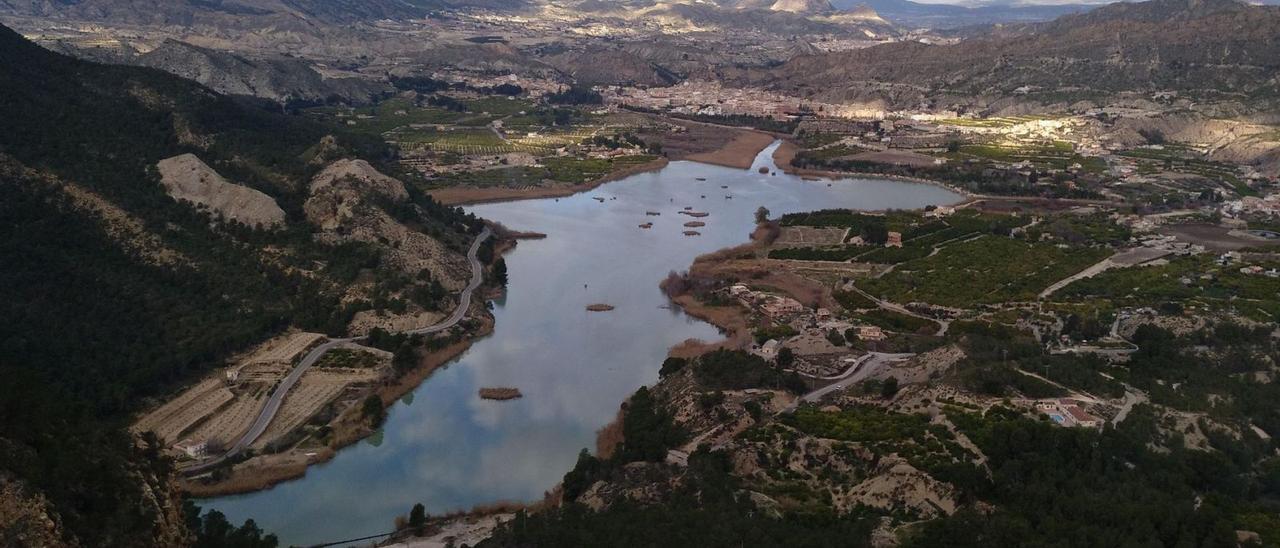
[737,0,1280,110]
[157,153,286,228]
[135,39,385,103]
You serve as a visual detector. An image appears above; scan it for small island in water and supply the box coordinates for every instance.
[479,387,523,401]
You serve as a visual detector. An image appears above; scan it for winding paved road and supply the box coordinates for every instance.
[184,228,491,475]
[783,352,914,413]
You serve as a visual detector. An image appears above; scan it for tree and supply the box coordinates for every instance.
[881,376,899,398]
[548,85,603,105]
[754,206,771,224]
[860,223,889,246]
[659,357,688,377]
[408,503,427,536]
[776,347,795,369]
[494,258,508,285]
[618,387,683,462]
[393,344,416,374]
[362,395,385,425]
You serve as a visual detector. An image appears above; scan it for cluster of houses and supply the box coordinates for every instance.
[848,231,903,248]
[1223,193,1280,217]
[728,284,807,322]
[1239,265,1280,278]
[1035,399,1104,429]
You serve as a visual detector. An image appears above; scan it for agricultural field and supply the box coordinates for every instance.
[425,166,547,189]
[770,210,1029,264]
[853,308,939,335]
[254,369,378,450]
[465,96,537,117]
[796,144,870,162]
[394,127,534,155]
[185,388,267,450]
[132,379,234,443]
[508,128,600,149]
[306,98,475,135]
[1057,255,1280,321]
[543,155,657,184]
[423,154,657,189]
[774,226,850,246]
[937,115,1062,128]
[1119,145,1248,193]
[315,348,384,369]
[951,141,1106,173]
[858,235,1111,307]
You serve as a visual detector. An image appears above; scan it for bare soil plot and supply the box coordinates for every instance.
[134,380,234,443]
[1160,223,1259,252]
[186,389,267,448]
[254,369,377,449]
[775,226,849,246]
[132,378,222,436]
[244,332,325,365]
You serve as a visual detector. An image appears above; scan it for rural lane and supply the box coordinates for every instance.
[184,228,491,475]
[783,352,914,413]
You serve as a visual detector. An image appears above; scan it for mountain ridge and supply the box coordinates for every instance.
[738,0,1280,110]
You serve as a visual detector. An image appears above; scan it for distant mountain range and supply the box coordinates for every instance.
[736,0,1280,111]
[833,0,1095,27]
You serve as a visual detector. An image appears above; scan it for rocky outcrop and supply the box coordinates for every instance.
[307,159,409,207]
[546,49,679,87]
[156,154,286,228]
[1111,114,1280,176]
[769,0,835,14]
[304,159,470,298]
[0,475,64,548]
[843,456,958,518]
[135,40,384,104]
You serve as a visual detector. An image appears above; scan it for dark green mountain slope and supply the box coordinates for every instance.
[0,24,476,546]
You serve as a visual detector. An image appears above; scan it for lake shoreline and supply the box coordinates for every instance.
[771,140,978,204]
[182,317,494,499]
[199,143,968,544]
[428,158,669,206]
[428,125,780,207]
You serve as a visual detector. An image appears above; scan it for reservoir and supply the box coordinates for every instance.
[202,142,964,546]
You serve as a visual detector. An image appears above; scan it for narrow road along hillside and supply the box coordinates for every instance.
[184,228,492,475]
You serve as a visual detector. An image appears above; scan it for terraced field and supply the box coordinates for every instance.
[938,115,1062,128]
[245,332,325,366]
[253,369,377,450]
[1120,146,1243,187]
[186,388,268,449]
[955,142,1105,172]
[132,378,231,442]
[859,235,1110,307]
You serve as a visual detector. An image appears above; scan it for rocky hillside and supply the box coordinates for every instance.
[738,0,1280,111]
[0,0,430,26]
[546,48,680,87]
[133,39,387,104]
[481,322,1277,546]
[0,23,480,546]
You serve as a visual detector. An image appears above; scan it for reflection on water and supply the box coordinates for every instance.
[201,142,963,546]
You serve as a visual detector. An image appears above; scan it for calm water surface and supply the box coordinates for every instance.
[203,142,963,546]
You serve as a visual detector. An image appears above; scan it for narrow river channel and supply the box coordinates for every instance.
[202,142,964,546]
